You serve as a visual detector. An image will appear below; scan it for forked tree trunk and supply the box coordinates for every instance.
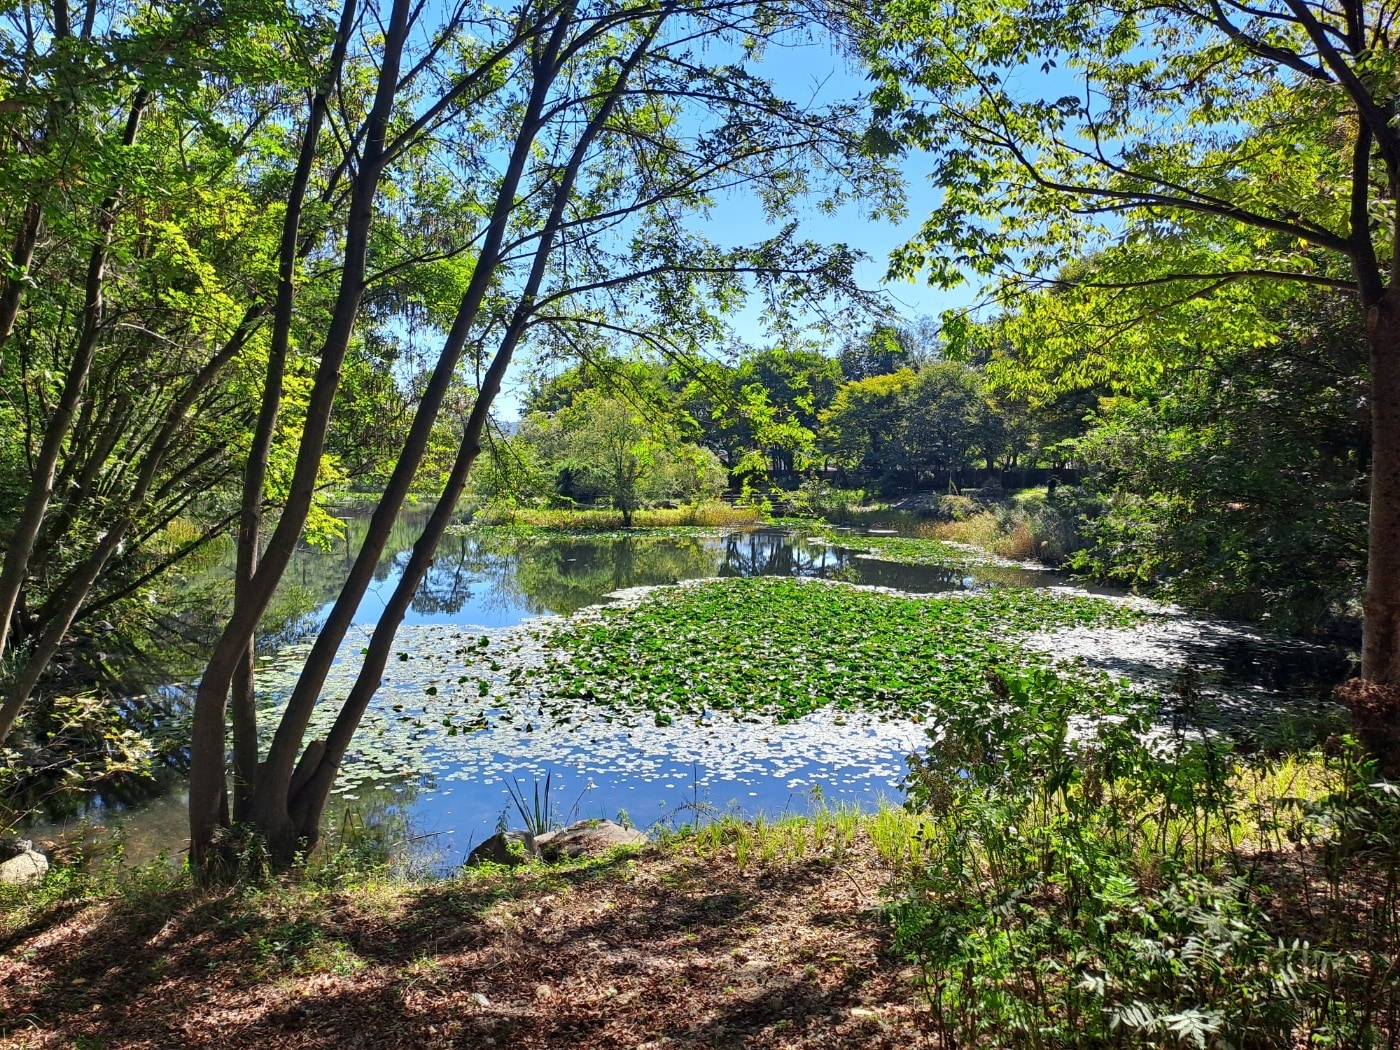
[244,7,577,849]
[187,0,409,873]
[257,22,657,863]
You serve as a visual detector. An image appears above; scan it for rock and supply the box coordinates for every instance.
[534,820,649,861]
[465,830,537,867]
[970,477,1006,504]
[0,848,48,886]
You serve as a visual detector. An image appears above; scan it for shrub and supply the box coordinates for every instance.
[893,668,1400,1048]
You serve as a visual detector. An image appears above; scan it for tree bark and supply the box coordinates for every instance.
[1363,294,1400,685]
[272,19,657,860]
[1336,291,1400,772]
[227,0,361,824]
[245,6,575,848]
[188,0,406,872]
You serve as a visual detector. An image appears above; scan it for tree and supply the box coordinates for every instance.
[820,361,995,487]
[820,367,916,485]
[1072,292,1370,630]
[545,392,725,522]
[734,345,843,476]
[865,0,1400,713]
[185,0,892,871]
[0,0,319,742]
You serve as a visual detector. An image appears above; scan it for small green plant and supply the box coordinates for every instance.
[502,771,557,835]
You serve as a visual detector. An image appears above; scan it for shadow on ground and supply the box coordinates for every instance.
[1,845,928,1048]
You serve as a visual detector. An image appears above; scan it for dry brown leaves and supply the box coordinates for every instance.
[0,840,933,1049]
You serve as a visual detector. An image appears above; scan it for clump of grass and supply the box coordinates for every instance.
[933,492,1081,564]
[680,803,899,871]
[893,666,1400,1048]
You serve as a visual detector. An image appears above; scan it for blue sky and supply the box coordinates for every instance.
[699,36,972,342]
[498,32,977,420]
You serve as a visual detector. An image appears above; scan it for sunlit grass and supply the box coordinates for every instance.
[471,501,760,531]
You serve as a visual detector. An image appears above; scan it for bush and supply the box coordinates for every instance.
[931,487,1091,564]
[893,668,1400,1048]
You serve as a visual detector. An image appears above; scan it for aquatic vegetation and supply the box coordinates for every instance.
[828,533,1010,571]
[531,577,1147,723]
[454,523,740,542]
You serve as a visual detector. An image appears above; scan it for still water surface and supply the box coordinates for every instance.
[43,513,1357,869]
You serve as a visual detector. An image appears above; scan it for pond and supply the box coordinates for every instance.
[34,510,1359,871]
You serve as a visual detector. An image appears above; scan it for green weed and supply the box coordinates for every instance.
[891,667,1400,1048]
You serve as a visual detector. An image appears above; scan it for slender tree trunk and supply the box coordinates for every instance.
[0,204,42,350]
[1363,293,1400,685]
[187,0,408,871]
[226,0,360,825]
[269,21,655,860]
[0,91,146,681]
[245,4,579,852]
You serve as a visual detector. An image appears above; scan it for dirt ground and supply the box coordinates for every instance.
[0,839,933,1048]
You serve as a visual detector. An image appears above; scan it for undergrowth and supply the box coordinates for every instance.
[933,489,1084,564]
[892,666,1400,1048]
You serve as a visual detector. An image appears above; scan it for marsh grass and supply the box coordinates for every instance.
[934,499,1078,563]
[673,802,928,873]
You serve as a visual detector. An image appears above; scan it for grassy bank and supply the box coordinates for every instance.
[468,500,762,531]
[925,486,1083,564]
[0,811,928,1049]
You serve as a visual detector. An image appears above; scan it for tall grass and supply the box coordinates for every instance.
[933,490,1080,563]
[472,500,760,530]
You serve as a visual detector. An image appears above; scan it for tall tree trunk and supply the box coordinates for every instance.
[188,0,406,872]
[1339,291,1400,772]
[245,2,580,853]
[226,0,360,826]
[1363,294,1400,685]
[267,21,657,861]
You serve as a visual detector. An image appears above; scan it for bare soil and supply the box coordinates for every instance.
[0,838,931,1049]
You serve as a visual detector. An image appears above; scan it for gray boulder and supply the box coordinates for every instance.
[534,820,649,861]
[465,830,537,867]
[0,846,48,886]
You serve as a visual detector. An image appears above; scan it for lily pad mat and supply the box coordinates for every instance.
[253,577,1149,796]
[532,577,1146,722]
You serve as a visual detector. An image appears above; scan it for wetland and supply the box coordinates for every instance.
[35,510,1356,870]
